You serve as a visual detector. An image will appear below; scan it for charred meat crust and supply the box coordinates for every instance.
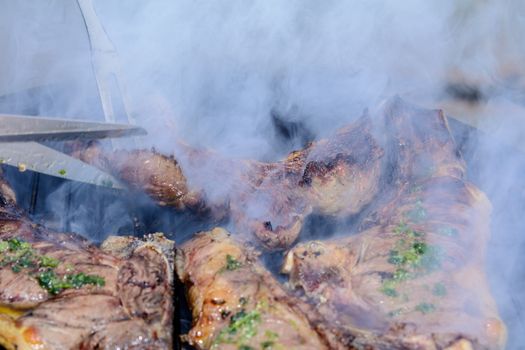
[72,116,385,250]
[176,227,330,350]
[0,178,175,350]
[281,99,506,349]
[72,143,204,210]
[71,98,463,252]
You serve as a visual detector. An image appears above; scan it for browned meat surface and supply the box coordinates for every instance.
[73,143,203,210]
[176,227,330,349]
[235,115,384,249]
[0,177,175,350]
[74,113,384,250]
[280,99,506,349]
[71,97,505,349]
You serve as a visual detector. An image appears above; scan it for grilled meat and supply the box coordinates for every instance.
[72,143,203,210]
[74,113,384,250]
[238,115,384,249]
[280,99,506,349]
[0,177,175,350]
[176,227,329,349]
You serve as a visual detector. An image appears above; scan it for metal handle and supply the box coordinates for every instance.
[76,0,137,131]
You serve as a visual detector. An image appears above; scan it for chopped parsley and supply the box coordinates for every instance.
[214,309,262,347]
[388,231,442,272]
[388,241,429,267]
[392,268,410,281]
[37,270,105,295]
[387,308,404,318]
[40,255,60,268]
[415,302,436,314]
[382,221,444,298]
[8,237,30,251]
[263,331,278,346]
[226,254,242,271]
[381,284,398,297]
[58,169,67,176]
[393,222,410,235]
[0,238,105,295]
[261,341,273,349]
[393,222,424,238]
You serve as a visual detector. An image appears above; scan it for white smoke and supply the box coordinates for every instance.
[1,0,525,347]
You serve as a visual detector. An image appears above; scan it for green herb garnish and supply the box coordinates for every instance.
[381,285,398,297]
[387,308,403,317]
[388,238,440,271]
[382,220,445,299]
[261,330,279,349]
[37,270,105,295]
[58,169,67,176]
[261,341,273,349]
[393,268,410,281]
[415,302,436,314]
[0,238,105,295]
[226,254,242,271]
[264,331,278,341]
[7,238,29,251]
[214,309,261,347]
[40,255,60,268]
[393,222,423,238]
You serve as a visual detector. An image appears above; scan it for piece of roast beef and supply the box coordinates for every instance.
[280,99,506,349]
[72,111,384,250]
[72,144,203,210]
[176,227,330,349]
[0,176,175,350]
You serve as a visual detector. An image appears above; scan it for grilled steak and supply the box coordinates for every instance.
[71,97,505,348]
[176,227,329,349]
[72,144,203,210]
[280,99,506,349]
[74,113,384,250]
[0,176,175,350]
[236,114,384,249]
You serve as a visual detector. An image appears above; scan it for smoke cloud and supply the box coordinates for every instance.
[1,0,525,347]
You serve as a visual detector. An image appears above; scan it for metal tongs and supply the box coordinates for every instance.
[0,1,147,189]
[76,0,137,138]
[0,115,146,189]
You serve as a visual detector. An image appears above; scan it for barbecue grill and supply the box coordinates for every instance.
[0,83,524,349]
[1,2,525,349]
